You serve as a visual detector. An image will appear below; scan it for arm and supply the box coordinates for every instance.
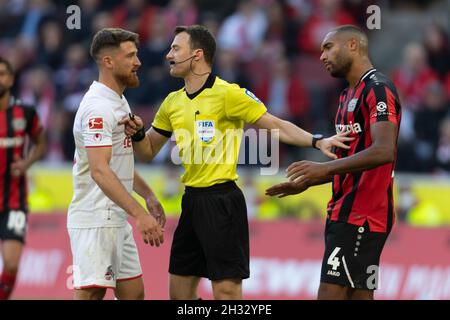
[133,171,166,227]
[86,146,164,246]
[119,116,169,162]
[286,121,398,183]
[254,112,352,159]
[11,129,47,176]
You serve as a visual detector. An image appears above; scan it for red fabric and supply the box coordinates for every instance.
[253,76,310,118]
[297,11,356,56]
[0,271,17,300]
[391,67,438,109]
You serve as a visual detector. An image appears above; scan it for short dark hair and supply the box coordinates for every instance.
[90,28,139,61]
[174,25,216,66]
[0,57,14,74]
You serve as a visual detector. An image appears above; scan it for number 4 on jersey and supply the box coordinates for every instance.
[328,247,341,271]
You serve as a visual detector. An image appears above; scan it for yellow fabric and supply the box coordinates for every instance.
[152,76,267,187]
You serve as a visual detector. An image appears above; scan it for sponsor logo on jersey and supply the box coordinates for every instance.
[347,99,358,112]
[88,117,104,131]
[335,122,362,134]
[245,89,262,103]
[94,133,102,142]
[376,101,387,112]
[12,118,26,131]
[0,137,25,148]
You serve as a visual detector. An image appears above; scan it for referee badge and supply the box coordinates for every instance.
[195,114,216,143]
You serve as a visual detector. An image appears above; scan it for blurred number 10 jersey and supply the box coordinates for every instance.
[328,69,402,233]
[0,97,41,213]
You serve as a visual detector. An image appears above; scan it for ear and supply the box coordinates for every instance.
[194,49,203,61]
[101,55,114,69]
[348,37,358,53]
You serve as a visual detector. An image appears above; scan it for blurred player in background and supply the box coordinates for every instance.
[0,57,46,299]
[68,28,164,300]
[267,25,402,300]
[121,25,352,300]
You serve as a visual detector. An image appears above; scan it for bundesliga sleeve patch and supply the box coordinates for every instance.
[245,89,262,103]
[88,117,104,132]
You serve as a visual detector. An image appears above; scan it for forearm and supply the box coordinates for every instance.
[24,141,46,169]
[91,166,146,219]
[271,119,313,148]
[133,171,156,199]
[133,133,155,162]
[326,145,394,175]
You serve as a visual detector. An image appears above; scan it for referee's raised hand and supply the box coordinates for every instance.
[135,211,164,247]
[119,114,144,137]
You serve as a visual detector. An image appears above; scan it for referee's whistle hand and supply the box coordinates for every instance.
[119,115,144,137]
[318,131,355,159]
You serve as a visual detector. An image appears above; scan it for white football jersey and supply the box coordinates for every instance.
[68,81,134,228]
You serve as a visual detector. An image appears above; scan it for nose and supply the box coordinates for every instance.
[166,50,173,61]
[320,52,326,63]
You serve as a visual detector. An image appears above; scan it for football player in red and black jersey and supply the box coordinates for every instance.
[266,25,401,300]
[0,57,46,299]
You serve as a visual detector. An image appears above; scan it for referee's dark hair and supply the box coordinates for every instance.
[0,57,14,75]
[175,25,216,66]
[90,28,139,62]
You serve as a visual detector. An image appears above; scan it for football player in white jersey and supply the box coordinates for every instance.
[68,28,164,300]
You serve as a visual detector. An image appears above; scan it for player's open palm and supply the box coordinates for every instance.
[318,131,354,159]
[265,181,309,198]
[136,213,164,247]
[119,115,144,137]
[145,196,167,227]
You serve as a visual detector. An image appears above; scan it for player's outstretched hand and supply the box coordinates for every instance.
[10,154,28,177]
[286,160,328,185]
[265,180,309,198]
[145,195,167,228]
[316,131,354,159]
[118,114,144,137]
[136,213,164,247]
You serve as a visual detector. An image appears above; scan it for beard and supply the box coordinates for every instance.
[329,56,353,78]
[115,71,140,88]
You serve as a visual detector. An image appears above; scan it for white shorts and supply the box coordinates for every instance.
[68,222,142,289]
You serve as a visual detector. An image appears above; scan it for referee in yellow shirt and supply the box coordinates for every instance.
[121,25,351,300]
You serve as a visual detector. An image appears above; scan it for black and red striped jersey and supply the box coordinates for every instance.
[0,97,41,213]
[327,69,402,233]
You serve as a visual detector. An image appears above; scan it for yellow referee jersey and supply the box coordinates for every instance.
[152,74,267,187]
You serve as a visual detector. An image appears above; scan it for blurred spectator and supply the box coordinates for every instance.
[217,0,268,62]
[111,0,157,42]
[436,117,450,173]
[413,82,449,171]
[253,56,310,124]
[35,19,64,70]
[91,11,114,35]
[297,0,356,56]
[215,49,252,90]
[392,42,438,110]
[19,0,56,47]
[164,0,199,32]
[422,23,450,80]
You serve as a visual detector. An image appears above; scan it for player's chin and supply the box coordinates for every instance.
[126,76,140,88]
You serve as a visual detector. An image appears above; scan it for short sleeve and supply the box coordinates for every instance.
[24,107,42,138]
[365,83,399,125]
[225,86,267,124]
[82,105,115,148]
[152,96,173,134]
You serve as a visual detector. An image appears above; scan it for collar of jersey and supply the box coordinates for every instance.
[184,73,216,100]
[91,81,125,102]
[358,68,377,85]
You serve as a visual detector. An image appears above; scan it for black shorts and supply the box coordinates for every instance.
[320,219,390,290]
[169,181,249,281]
[0,209,28,243]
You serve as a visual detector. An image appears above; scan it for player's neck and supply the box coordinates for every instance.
[98,73,125,98]
[347,59,374,88]
[0,92,10,110]
[184,69,211,94]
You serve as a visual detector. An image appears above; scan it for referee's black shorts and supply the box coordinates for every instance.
[169,181,250,281]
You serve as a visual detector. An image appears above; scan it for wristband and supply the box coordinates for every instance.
[131,127,146,142]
